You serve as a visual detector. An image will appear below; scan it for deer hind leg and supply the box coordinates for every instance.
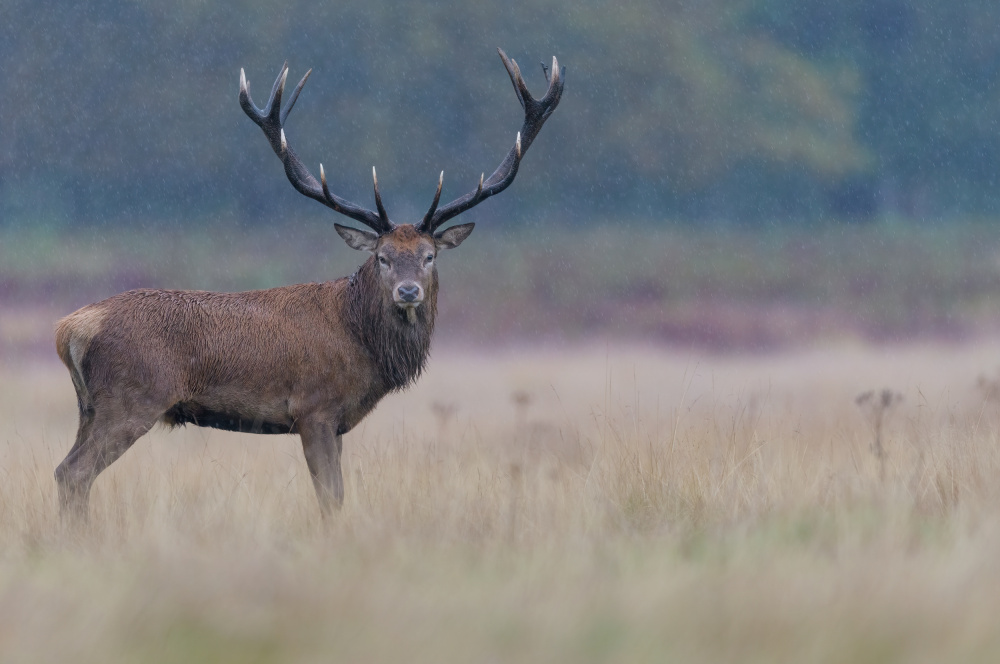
[299,420,344,517]
[55,398,161,522]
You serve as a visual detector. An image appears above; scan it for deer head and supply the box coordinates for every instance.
[238,49,564,320]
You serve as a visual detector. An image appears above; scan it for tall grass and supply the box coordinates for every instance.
[3,344,1000,662]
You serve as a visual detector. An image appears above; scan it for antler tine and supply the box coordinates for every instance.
[239,69,261,124]
[420,171,445,228]
[320,163,343,214]
[268,62,289,120]
[240,68,249,103]
[239,63,392,234]
[500,51,528,109]
[372,168,393,228]
[418,49,564,234]
[546,56,564,104]
[281,68,311,125]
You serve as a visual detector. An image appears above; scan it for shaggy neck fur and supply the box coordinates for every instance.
[343,256,436,391]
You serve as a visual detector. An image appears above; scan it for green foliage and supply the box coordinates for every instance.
[0,0,997,224]
[750,0,1000,216]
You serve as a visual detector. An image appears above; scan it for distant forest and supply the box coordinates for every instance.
[3,0,1000,226]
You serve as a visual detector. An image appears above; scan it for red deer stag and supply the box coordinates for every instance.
[54,49,564,519]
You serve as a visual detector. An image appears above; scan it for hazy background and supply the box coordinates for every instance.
[3,0,1000,357]
[7,5,1000,662]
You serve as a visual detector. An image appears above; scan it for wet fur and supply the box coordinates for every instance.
[53,239,440,519]
[345,252,435,392]
[56,259,434,438]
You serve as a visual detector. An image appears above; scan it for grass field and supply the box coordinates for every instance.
[4,342,1000,662]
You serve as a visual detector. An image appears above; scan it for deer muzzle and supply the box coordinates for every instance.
[394,282,424,307]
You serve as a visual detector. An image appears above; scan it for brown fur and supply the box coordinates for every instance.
[54,224,454,520]
[345,255,436,393]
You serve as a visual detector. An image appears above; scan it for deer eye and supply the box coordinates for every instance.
[424,253,434,264]
[378,255,389,267]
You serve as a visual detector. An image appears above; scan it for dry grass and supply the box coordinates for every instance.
[4,343,1000,662]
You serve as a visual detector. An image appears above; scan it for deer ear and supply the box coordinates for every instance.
[433,222,475,250]
[335,224,379,252]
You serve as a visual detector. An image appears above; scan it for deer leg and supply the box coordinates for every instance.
[62,401,96,460]
[299,420,344,517]
[55,406,158,522]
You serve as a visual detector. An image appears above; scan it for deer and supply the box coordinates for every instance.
[53,49,564,520]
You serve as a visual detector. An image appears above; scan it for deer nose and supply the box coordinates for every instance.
[397,283,422,303]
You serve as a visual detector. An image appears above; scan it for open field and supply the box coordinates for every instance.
[4,343,1000,662]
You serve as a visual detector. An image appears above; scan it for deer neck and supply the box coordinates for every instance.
[344,257,436,391]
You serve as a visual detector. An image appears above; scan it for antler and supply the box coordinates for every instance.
[239,63,394,234]
[416,48,565,234]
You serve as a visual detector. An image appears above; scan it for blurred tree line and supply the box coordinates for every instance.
[1,0,998,227]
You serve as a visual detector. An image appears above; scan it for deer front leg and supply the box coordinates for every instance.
[299,419,344,516]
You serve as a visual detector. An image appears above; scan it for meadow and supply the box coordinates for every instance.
[3,222,1000,662]
[4,342,1000,662]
